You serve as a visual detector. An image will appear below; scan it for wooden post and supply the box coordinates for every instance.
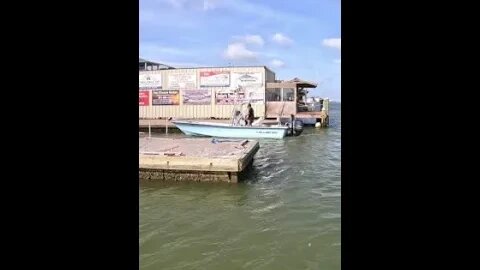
[324,98,329,115]
[148,120,151,138]
[148,100,152,138]
[294,85,298,115]
[324,98,330,127]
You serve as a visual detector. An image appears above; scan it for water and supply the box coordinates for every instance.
[140,103,341,269]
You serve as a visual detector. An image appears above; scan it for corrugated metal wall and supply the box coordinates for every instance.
[265,67,276,83]
[139,66,274,119]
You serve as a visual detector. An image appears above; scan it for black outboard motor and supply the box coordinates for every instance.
[286,114,304,136]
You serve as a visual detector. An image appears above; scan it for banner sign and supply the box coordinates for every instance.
[182,89,211,105]
[139,90,150,106]
[139,73,162,88]
[199,71,230,87]
[167,70,196,89]
[152,90,180,105]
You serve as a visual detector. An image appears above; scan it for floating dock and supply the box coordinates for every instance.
[139,137,259,183]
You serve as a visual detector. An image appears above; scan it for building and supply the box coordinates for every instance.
[139,58,175,71]
[139,59,329,125]
[266,78,329,125]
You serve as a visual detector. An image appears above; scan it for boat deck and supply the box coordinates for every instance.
[139,137,259,183]
[139,119,280,129]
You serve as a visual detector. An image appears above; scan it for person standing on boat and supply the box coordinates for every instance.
[245,103,255,126]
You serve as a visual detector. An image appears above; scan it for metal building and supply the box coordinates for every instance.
[139,59,329,125]
[139,65,275,120]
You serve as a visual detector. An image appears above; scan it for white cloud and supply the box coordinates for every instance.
[334,59,341,64]
[272,33,294,46]
[203,0,219,11]
[165,0,185,9]
[233,34,264,47]
[270,59,285,68]
[323,38,341,50]
[223,42,257,60]
[160,0,220,11]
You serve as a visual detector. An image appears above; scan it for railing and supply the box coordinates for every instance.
[140,118,171,138]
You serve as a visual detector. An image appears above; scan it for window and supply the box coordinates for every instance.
[282,88,295,101]
[266,88,281,101]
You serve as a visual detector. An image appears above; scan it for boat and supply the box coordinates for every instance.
[172,120,289,139]
[173,89,303,139]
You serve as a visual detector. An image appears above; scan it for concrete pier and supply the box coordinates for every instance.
[139,137,259,183]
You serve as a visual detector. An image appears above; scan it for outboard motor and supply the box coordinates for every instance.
[292,119,303,136]
[286,114,304,136]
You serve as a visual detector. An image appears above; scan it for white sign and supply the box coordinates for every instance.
[228,72,264,103]
[167,71,196,89]
[215,86,264,104]
[231,72,263,88]
[200,71,230,87]
[139,73,162,88]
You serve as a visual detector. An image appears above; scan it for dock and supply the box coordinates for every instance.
[139,137,259,183]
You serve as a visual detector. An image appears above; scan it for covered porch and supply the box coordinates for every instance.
[265,78,329,126]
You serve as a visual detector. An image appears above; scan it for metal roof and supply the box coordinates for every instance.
[139,58,175,69]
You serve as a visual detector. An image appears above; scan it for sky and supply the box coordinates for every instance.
[140,0,341,101]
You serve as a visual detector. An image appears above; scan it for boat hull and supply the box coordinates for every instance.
[172,121,288,139]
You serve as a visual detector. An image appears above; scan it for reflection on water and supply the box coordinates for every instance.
[140,103,341,270]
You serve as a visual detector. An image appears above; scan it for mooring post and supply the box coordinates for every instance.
[165,118,168,134]
[290,114,294,135]
[148,119,151,139]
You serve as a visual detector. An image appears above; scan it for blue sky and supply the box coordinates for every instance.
[140,0,341,101]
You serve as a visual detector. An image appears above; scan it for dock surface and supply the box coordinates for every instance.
[139,137,259,182]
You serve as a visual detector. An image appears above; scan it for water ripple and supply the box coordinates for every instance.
[140,103,341,270]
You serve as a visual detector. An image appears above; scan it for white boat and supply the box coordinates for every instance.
[172,90,303,139]
[172,120,289,139]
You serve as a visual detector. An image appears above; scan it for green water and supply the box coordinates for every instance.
[140,103,341,269]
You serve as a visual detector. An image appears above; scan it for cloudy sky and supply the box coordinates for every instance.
[140,0,341,101]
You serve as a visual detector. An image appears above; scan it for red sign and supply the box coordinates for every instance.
[139,90,150,106]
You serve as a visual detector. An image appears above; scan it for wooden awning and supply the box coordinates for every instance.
[266,77,317,89]
[287,77,317,88]
[266,82,298,88]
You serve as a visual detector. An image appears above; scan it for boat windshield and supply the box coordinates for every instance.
[232,110,246,126]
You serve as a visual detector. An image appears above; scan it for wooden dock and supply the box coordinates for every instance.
[139,137,259,183]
